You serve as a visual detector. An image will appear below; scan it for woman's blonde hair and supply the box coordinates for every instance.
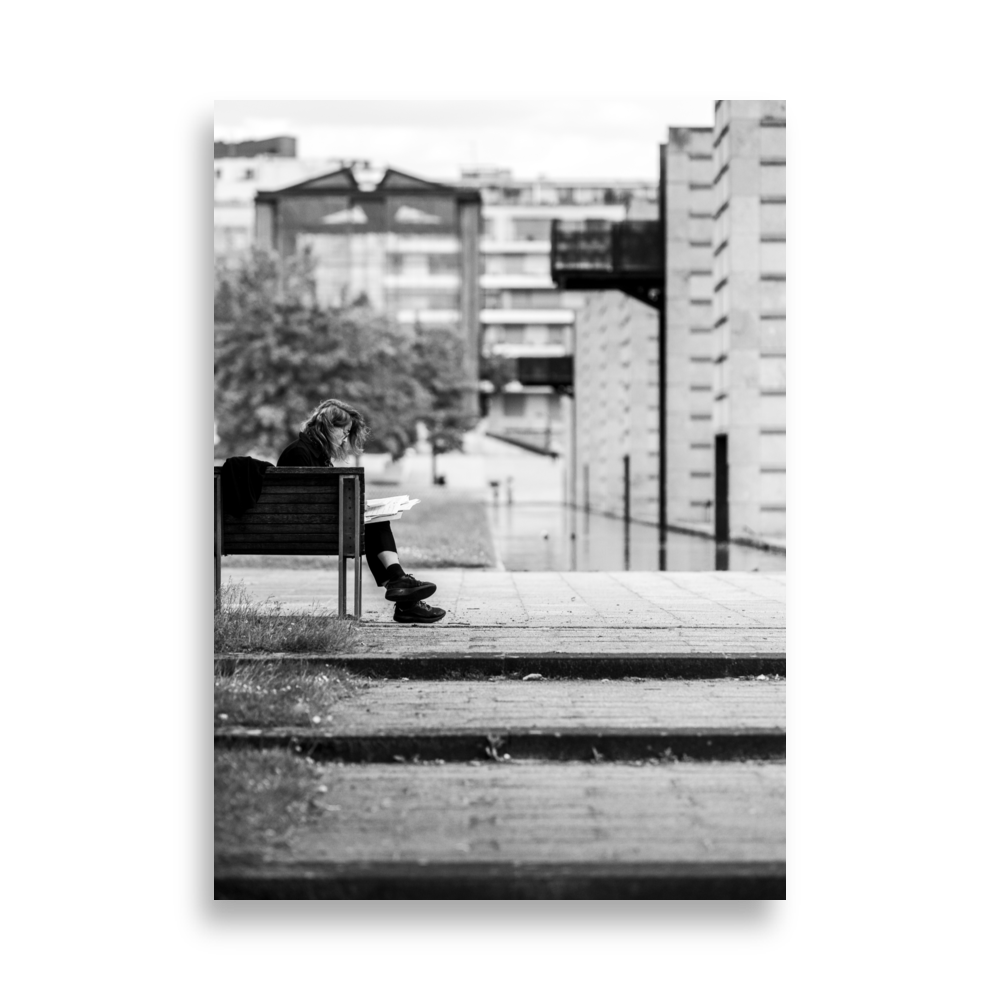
[301,398,369,463]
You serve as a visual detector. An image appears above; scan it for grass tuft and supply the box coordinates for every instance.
[215,661,369,728]
[215,748,324,859]
[215,581,359,655]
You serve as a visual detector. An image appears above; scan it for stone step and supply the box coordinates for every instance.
[215,860,785,899]
[216,728,784,762]
[215,760,785,900]
[215,678,785,761]
[215,650,785,679]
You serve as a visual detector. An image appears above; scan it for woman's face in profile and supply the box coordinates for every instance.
[331,423,351,447]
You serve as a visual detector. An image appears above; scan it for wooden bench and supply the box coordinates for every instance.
[214,466,365,618]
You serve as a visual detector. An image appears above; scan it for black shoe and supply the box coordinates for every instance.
[384,573,436,603]
[393,601,446,625]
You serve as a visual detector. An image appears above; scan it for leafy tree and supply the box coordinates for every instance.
[478,351,517,393]
[411,322,480,456]
[215,248,473,461]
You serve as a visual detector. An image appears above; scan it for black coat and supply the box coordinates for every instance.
[276,433,328,468]
[219,456,274,514]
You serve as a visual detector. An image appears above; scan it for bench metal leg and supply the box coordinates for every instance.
[338,474,363,620]
[214,475,222,612]
[338,477,347,619]
[353,474,362,619]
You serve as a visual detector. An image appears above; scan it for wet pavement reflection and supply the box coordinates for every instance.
[488,503,785,573]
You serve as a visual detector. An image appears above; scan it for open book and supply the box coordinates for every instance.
[364,494,421,524]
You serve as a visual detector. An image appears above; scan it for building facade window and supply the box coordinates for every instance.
[509,290,563,308]
[484,254,549,276]
[512,218,551,241]
[499,326,526,344]
[484,256,512,275]
[429,253,460,274]
[387,253,460,275]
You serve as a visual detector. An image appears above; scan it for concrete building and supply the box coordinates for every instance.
[711,100,786,542]
[572,128,716,528]
[214,136,297,158]
[253,165,482,417]
[566,101,786,546]
[573,286,659,521]
[665,127,717,528]
[460,168,657,453]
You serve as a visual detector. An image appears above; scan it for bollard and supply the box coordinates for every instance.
[623,455,630,523]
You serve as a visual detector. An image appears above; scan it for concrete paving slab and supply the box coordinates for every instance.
[262,761,785,865]
[284,678,784,733]
[221,567,784,623]
[219,568,786,664]
[214,678,786,761]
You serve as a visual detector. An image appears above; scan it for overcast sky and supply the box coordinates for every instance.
[214,100,715,182]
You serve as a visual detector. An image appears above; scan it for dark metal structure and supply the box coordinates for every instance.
[550,219,663,309]
[515,356,574,394]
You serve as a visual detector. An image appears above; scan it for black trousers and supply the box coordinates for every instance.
[365,521,398,587]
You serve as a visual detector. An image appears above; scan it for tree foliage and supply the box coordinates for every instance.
[215,249,478,460]
[478,351,517,395]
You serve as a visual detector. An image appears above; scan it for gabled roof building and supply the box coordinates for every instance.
[254,166,482,416]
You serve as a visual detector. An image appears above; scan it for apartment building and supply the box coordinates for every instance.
[252,165,482,417]
[460,168,657,453]
[711,100,787,541]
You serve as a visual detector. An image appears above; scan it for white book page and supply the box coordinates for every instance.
[365,495,410,509]
[363,495,419,523]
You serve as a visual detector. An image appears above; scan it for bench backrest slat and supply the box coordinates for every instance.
[214,466,364,557]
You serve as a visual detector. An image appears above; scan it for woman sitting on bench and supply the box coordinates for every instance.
[277,398,446,625]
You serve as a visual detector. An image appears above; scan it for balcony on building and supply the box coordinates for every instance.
[516,354,573,388]
[550,219,663,309]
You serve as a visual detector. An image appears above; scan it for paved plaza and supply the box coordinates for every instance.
[216,565,787,898]
[285,762,786,864]
[221,567,785,659]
